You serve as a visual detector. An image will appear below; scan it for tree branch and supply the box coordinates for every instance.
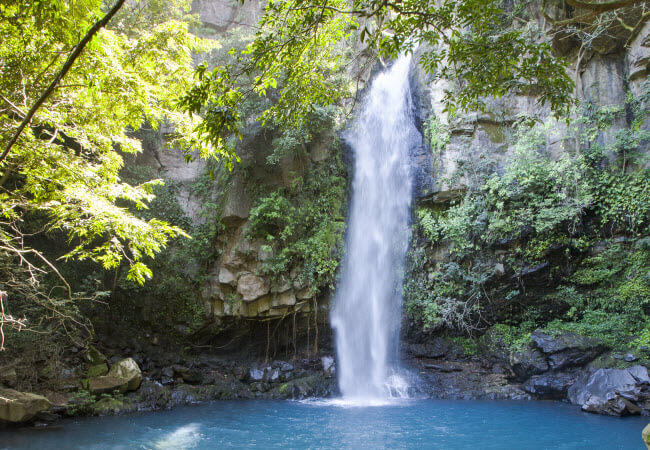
[564,0,646,14]
[0,0,126,164]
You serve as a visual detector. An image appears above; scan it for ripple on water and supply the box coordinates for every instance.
[1,399,647,449]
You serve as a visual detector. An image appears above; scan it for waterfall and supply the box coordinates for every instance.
[331,55,418,402]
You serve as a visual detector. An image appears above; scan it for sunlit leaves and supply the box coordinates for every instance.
[0,0,210,284]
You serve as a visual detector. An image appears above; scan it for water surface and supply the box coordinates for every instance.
[2,399,647,449]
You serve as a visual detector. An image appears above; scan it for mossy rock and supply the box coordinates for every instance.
[87,364,109,378]
[0,389,52,423]
[89,358,142,394]
[91,397,133,416]
[85,346,107,365]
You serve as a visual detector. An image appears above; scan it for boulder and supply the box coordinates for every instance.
[321,356,336,377]
[237,273,269,302]
[108,358,142,391]
[89,375,131,395]
[272,290,296,308]
[220,174,252,225]
[175,367,203,385]
[567,366,648,416]
[89,358,142,394]
[405,341,450,359]
[91,397,128,416]
[530,330,606,370]
[0,389,52,423]
[87,363,109,378]
[84,345,108,365]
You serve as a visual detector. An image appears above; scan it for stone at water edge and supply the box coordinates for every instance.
[0,389,52,423]
[643,423,650,449]
[108,358,142,391]
[88,358,142,394]
[567,365,649,416]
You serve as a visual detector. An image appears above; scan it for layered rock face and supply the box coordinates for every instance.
[401,3,650,417]
[131,0,345,323]
[412,9,648,207]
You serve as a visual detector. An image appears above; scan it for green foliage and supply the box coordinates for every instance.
[0,0,214,348]
[267,106,336,165]
[406,86,650,342]
[67,389,96,416]
[424,116,450,155]
[247,148,346,290]
[488,323,533,353]
[0,0,212,284]
[110,161,227,332]
[180,0,576,161]
[404,246,492,333]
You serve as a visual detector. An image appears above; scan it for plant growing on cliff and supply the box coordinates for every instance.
[179,0,589,161]
[406,85,650,336]
[247,150,346,290]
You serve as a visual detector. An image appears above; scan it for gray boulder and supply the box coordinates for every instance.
[89,357,142,394]
[0,389,51,423]
[530,331,606,370]
[567,366,649,416]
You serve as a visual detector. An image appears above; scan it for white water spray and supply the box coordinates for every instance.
[331,55,418,403]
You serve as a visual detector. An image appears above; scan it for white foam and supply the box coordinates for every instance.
[331,55,418,402]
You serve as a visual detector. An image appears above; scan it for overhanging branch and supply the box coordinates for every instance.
[0,0,126,164]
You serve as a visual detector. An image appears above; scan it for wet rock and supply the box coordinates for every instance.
[179,368,203,385]
[270,374,336,399]
[321,356,336,377]
[248,367,265,382]
[133,380,172,410]
[567,366,649,416]
[250,382,270,393]
[424,363,463,373]
[91,397,133,416]
[0,389,52,423]
[280,362,294,372]
[405,341,449,359]
[530,331,606,370]
[523,372,579,399]
[268,368,281,382]
[509,346,549,380]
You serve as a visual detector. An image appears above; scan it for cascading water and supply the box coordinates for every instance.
[331,55,419,403]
